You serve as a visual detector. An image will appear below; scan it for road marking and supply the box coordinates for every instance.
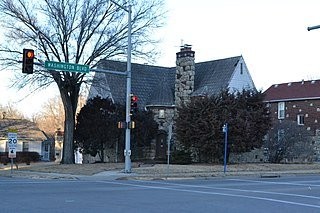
[97,180,320,209]
[138,180,320,201]
[227,178,320,187]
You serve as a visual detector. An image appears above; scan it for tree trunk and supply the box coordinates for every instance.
[59,83,80,164]
[62,102,75,164]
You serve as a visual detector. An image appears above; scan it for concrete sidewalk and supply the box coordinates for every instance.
[1,162,320,180]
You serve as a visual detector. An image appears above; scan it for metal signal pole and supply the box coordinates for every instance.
[124,4,132,173]
[110,0,132,173]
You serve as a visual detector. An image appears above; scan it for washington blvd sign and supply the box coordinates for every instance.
[45,61,89,73]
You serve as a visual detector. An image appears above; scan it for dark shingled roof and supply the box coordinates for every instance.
[89,56,242,107]
[263,80,320,102]
[193,56,241,96]
[0,119,47,141]
[91,60,175,107]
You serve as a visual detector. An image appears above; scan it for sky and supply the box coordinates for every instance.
[1,0,320,117]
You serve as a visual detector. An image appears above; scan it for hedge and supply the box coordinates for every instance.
[0,152,41,165]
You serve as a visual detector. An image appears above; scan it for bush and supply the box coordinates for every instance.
[171,150,192,165]
[0,155,10,165]
[0,152,41,164]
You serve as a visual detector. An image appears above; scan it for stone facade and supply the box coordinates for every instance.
[229,148,268,164]
[148,107,175,160]
[175,45,195,107]
[150,108,175,133]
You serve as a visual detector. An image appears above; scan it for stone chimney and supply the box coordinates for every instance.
[175,44,195,107]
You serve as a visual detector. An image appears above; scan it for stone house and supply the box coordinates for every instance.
[263,80,320,161]
[89,45,256,161]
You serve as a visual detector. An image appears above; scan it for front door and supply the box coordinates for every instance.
[155,131,167,160]
[42,143,50,161]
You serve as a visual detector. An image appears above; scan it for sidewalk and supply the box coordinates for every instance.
[1,162,320,180]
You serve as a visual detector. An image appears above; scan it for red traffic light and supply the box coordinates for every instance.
[26,50,34,59]
[22,49,34,74]
[131,95,138,102]
[130,94,138,115]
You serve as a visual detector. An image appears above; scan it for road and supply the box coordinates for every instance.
[1,175,320,212]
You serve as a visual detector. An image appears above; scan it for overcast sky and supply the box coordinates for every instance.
[157,0,320,90]
[1,0,320,116]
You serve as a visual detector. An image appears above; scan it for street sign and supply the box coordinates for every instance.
[8,132,18,158]
[44,61,89,73]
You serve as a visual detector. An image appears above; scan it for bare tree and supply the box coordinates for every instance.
[264,120,314,163]
[0,103,25,119]
[0,0,165,163]
[32,95,65,137]
[33,93,86,137]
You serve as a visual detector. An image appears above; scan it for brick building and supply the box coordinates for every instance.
[263,80,320,161]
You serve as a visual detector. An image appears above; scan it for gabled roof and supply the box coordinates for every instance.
[0,119,47,141]
[89,56,243,107]
[263,80,320,102]
[193,56,242,96]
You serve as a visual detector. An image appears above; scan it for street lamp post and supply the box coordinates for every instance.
[110,0,132,173]
[307,25,320,31]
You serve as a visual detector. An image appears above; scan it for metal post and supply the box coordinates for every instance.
[124,4,132,173]
[166,124,173,178]
[109,0,132,173]
[307,25,320,31]
[10,158,13,175]
[166,136,171,179]
[223,123,228,174]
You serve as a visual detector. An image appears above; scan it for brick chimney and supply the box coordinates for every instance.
[175,44,195,107]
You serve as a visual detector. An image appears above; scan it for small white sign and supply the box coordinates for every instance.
[8,132,17,158]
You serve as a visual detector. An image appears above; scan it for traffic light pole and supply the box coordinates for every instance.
[124,5,132,173]
[109,0,132,173]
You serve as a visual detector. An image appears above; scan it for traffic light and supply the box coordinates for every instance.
[130,94,138,115]
[117,121,126,129]
[22,49,34,74]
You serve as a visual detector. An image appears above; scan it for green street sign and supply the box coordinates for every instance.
[44,61,89,73]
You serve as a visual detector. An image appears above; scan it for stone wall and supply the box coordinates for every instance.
[150,108,175,133]
[229,148,267,164]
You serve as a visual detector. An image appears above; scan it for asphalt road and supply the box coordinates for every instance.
[1,175,320,213]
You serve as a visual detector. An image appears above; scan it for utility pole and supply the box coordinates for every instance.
[110,0,132,173]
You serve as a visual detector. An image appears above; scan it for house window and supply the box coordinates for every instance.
[240,63,243,74]
[22,142,29,152]
[297,114,304,125]
[159,109,165,119]
[278,102,285,119]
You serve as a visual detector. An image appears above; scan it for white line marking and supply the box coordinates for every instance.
[227,178,320,187]
[139,180,320,200]
[97,180,320,209]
